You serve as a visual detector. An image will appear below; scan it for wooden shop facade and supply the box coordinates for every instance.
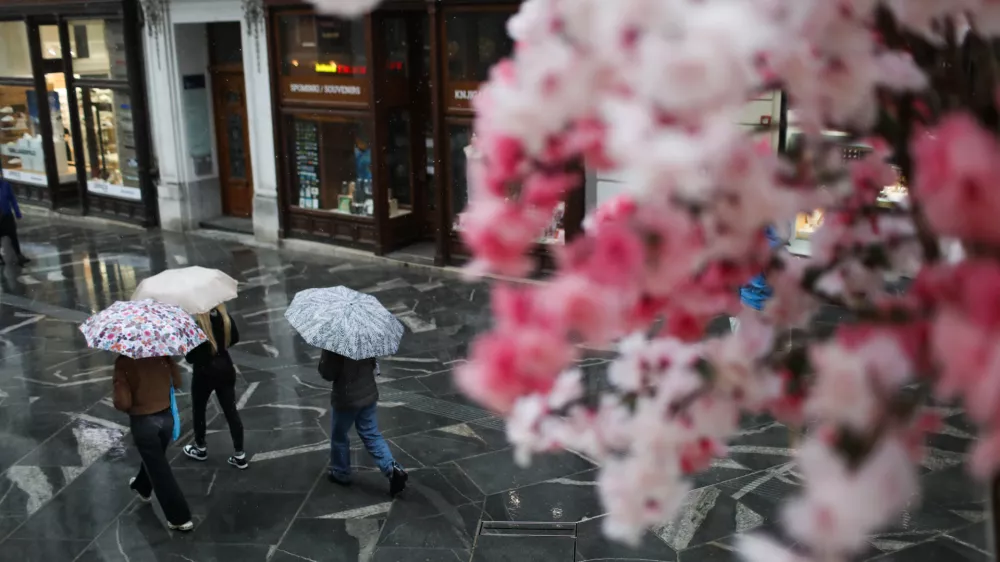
[264,0,584,265]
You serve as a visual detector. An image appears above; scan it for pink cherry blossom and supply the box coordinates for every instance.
[583,194,637,233]
[737,535,812,562]
[911,114,1000,245]
[807,336,912,431]
[442,0,1000,554]
[558,223,646,289]
[455,328,575,414]
[309,0,381,18]
[782,437,918,555]
[538,275,629,343]
[459,199,544,277]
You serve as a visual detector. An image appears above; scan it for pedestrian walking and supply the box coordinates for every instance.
[284,286,408,496]
[319,350,408,495]
[182,304,247,469]
[731,225,783,332]
[0,178,29,266]
[82,299,207,532]
[113,355,194,531]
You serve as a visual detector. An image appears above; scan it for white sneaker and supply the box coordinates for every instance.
[168,520,194,532]
[128,477,151,503]
[183,444,208,461]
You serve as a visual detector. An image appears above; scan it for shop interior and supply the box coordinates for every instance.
[0,15,143,215]
[785,126,909,256]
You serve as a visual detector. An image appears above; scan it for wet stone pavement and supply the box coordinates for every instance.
[0,216,990,562]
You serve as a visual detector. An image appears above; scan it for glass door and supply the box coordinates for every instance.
[375,11,433,248]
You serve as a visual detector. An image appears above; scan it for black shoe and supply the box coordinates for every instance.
[228,452,249,470]
[15,255,28,266]
[389,464,408,497]
[327,473,352,486]
[183,444,208,461]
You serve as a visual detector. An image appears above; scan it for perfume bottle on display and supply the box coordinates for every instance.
[366,179,375,216]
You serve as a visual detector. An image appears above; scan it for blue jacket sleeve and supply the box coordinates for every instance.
[764,225,781,248]
[739,226,782,310]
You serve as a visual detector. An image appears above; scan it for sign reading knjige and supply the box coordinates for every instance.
[281,76,368,104]
[446,83,481,111]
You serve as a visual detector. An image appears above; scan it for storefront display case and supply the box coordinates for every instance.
[0,2,154,225]
[267,0,584,263]
[784,124,909,256]
[787,128,876,244]
[432,1,583,265]
[272,10,383,249]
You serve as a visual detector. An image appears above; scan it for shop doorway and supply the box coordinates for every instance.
[208,22,253,218]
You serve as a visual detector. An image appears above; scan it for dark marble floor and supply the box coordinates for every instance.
[0,217,990,562]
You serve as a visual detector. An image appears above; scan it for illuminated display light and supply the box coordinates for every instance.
[315,62,368,74]
[312,62,403,74]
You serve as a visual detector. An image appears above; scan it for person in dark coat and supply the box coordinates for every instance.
[319,350,408,496]
[113,355,193,531]
[0,179,29,266]
[182,304,247,469]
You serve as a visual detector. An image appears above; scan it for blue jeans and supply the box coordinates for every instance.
[330,402,397,479]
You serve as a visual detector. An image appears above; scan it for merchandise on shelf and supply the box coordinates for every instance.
[294,120,320,209]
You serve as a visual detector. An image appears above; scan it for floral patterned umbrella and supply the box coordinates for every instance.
[79,299,208,359]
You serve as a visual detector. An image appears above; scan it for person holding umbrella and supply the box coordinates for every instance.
[182,304,247,469]
[130,267,246,468]
[286,286,408,496]
[81,299,208,532]
[113,355,193,530]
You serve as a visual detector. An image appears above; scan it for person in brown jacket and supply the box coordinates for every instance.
[113,355,193,531]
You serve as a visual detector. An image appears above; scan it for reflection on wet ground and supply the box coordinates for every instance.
[0,217,988,561]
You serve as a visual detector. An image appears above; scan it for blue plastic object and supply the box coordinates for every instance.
[170,386,181,441]
[739,226,782,311]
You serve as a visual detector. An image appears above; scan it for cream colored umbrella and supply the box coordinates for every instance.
[131,266,238,314]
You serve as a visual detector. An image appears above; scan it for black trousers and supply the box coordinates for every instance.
[191,372,244,452]
[130,409,191,525]
[0,213,21,259]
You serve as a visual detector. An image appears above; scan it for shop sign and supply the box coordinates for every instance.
[447,83,481,111]
[87,180,142,201]
[290,83,362,95]
[281,76,368,105]
[1,169,47,186]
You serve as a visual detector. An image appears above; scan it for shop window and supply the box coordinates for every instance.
[0,85,38,173]
[448,123,472,229]
[65,19,129,79]
[386,109,412,216]
[383,17,408,76]
[445,12,514,83]
[288,115,375,216]
[40,25,61,60]
[449,123,566,243]
[45,73,77,179]
[79,88,140,199]
[279,15,368,78]
[0,21,32,77]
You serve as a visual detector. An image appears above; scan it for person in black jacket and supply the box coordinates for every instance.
[319,350,407,496]
[182,304,248,469]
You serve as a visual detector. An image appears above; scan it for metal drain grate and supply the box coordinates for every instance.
[478,521,577,538]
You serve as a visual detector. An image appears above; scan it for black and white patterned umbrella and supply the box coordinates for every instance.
[285,286,405,360]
